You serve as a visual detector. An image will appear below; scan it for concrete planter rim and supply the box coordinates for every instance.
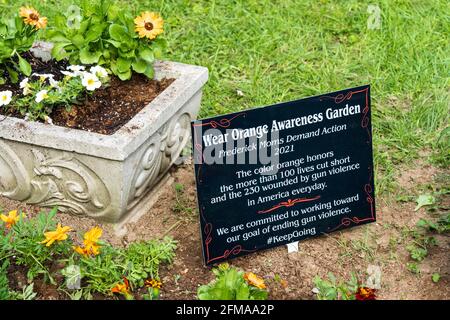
[0,60,208,161]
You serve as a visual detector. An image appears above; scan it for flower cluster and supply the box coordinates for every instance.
[49,3,166,81]
[1,207,176,300]
[0,65,109,121]
[62,65,109,91]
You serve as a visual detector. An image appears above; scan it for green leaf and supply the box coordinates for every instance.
[109,24,129,42]
[106,39,122,48]
[132,59,148,73]
[416,218,428,228]
[107,4,120,21]
[327,272,336,284]
[415,194,435,211]
[119,49,137,59]
[432,273,440,283]
[197,285,211,300]
[17,54,31,76]
[117,69,132,81]
[79,18,91,34]
[71,34,86,49]
[85,24,106,43]
[14,16,23,33]
[152,38,167,59]
[236,284,250,300]
[250,288,268,300]
[324,287,338,300]
[6,65,18,83]
[48,33,70,43]
[102,49,111,60]
[139,48,154,63]
[53,13,68,30]
[79,47,103,64]
[407,245,428,261]
[51,42,70,61]
[116,57,131,73]
[61,265,81,289]
[143,65,155,79]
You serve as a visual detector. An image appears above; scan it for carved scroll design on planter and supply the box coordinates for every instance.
[27,150,112,218]
[0,140,32,201]
[127,112,191,209]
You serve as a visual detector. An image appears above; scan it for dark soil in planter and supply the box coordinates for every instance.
[51,75,174,135]
[0,52,174,135]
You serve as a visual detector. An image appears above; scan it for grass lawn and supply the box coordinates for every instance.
[2,0,449,193]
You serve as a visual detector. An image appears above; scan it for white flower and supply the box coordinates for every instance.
[0,90,12,106]
[19,78,29,88]
[20,78,32,95]
[32,73,54,82]
[44,116,53,125]
[81,72,101,91]
[35,90,49,103]
[67,65,85,72]
[61,70,77,78]
[32,73,54,78]
[32,73,59,88]
[48,77,60,89]
[65,65,87,77]
[90,65,108,79]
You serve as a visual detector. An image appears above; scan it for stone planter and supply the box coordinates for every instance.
[0,61,208,222]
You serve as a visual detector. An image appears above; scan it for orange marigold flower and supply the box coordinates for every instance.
[83,226,102,245]
[83,226,102,254]
[40,223,72,247]
[19,6,47,29]
[74,226,103,256]
[243,272,266,289]
[73,244,101,256]
[0,210,23,228]
[355,287,377,300]
[145,279,162,289]
[73,245,89,256]
[112,277,131,295]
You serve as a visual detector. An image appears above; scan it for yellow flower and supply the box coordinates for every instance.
[74,226,102,256]
[0,210,23,229]
[86,242,101,255]
[74,242,100,256]
[134,12,164,40]
[41,223,72,247]
[19,6,47,30]
[243,272,266,289]
[83,226,102,245]
[83,226,102,255]
[73,244,100,256]
[73,245,90,256]
[145,279,162,289]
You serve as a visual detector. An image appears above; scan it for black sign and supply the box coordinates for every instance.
[192,85,375,266]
